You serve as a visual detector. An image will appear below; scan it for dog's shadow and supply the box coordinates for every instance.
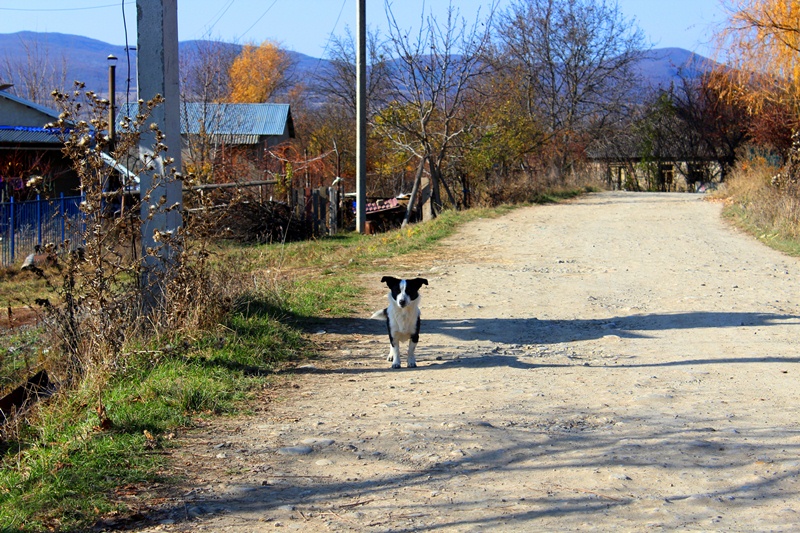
[299,311,800,372]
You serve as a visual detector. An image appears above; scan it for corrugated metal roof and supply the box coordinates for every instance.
[0,126,63,145]
[119,102,294,139]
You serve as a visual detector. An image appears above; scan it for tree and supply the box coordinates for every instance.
[1,36,67,106]
[718,0,800,132]
[180,39,239,181]
[180,38,237,104]
[671,71,751,181]
[303,27,394,194]
[379,1,495,218]
[717,0,800,180]
[314,26,393,118]
[722,0,800,79]
[496,0,646,179]
[227,40,294,103]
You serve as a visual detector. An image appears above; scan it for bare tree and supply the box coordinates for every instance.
[379,0,496,219]
[180,38,237,104]
[497,0,646,179]
[2,36,68,106]
[671,71,750,182]
[314,26,394,118]
[179,39,238,181]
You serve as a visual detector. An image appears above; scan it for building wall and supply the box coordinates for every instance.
[0,98,57,128]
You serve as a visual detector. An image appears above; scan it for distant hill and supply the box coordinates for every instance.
[0,31,137,96]
[0,31,330,104]
[0,31,720,107]
[634,47,722,89]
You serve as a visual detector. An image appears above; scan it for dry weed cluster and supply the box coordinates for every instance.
[22,85,245,400]
[721,147,800,242]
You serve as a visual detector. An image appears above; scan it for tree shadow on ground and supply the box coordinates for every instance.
[288,311,800,374]
[128,420,800,531]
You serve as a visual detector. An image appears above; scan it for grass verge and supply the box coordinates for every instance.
[0,193,584,531]
[715,161,800,257]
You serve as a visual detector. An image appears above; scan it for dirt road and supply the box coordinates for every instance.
[137,191,800,532]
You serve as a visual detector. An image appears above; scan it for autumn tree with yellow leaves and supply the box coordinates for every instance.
[228,40,293,103]
[718,0,800,231]
[719,0,800,133]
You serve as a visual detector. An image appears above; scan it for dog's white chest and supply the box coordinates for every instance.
[388,303,420,341]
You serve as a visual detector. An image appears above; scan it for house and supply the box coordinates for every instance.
[0,88,79,201]
[587,136,720,192]
[119,102,295,181]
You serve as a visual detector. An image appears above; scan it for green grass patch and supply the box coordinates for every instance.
[722,203,800,257]
[0,267,53,309]
[0,302,307,531]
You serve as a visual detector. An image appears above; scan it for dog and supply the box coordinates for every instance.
[371,276,428,369]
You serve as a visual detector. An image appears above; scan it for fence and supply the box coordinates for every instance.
[1,186,345,268]
[0,194,85,267]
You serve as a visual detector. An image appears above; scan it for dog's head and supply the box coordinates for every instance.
[381,276,428,308]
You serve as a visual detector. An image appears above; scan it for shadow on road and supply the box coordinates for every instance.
[316,310,799,345]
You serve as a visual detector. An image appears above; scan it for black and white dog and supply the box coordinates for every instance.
[371,276,428,369]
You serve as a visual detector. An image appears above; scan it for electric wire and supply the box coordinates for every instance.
[0,2,133,12]
[199,0,236,39]
[237,0,280,42]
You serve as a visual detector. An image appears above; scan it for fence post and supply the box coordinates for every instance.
[9,197,14,264]
[312,188,320,236]
[328,186,338,236]
[36,194,42,249]
[60,193,65,244]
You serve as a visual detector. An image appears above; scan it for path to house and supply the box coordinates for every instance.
[135,191,800,532]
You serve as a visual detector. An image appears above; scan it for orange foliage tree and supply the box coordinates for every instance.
[719,0,800,125]
[227,40,293,103]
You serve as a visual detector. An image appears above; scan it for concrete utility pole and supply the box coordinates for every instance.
[355,0,367,233]
[136,0,183,302]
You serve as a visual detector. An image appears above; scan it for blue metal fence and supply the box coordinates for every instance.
[0,194,85,267]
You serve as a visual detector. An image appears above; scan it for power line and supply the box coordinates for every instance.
[319,0,348,61]
[237,0,280,41]
[199,0,236,38]
[0,2,133,12]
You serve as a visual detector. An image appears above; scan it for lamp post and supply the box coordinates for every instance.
[107,54,117,153]
[107,54,120,215]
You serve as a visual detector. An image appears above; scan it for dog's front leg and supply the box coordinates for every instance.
[388,341,401,369]
[406,315,420,368]
[407,339,417,368]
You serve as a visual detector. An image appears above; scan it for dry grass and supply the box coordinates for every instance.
[714,156,800,255]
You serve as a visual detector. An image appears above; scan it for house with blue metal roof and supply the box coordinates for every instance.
[0,88,80,200]
[180,102,294,144]
[119,102,295,181]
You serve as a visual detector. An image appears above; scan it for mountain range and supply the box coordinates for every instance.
[0,31,721,104]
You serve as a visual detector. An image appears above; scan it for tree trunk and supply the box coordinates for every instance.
[402,157,426,228]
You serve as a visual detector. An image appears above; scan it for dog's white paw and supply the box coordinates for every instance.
[408,362,417,368]
[391,363,401,369]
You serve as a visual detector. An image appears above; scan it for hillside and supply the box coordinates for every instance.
[634,46,722,88]
[0,32,327,101]
[0,31,719,104]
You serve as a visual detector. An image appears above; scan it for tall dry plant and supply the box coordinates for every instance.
[32,83,239,391]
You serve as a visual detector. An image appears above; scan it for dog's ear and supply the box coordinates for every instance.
[407,278,428,290]
[381,276,400,286]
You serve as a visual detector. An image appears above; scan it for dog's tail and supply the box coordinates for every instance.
[370,309,387,320]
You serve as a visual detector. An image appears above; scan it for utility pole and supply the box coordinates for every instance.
[136,0,183,305]
[355,0,367,233]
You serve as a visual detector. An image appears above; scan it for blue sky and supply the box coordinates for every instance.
[0,0,727,59]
